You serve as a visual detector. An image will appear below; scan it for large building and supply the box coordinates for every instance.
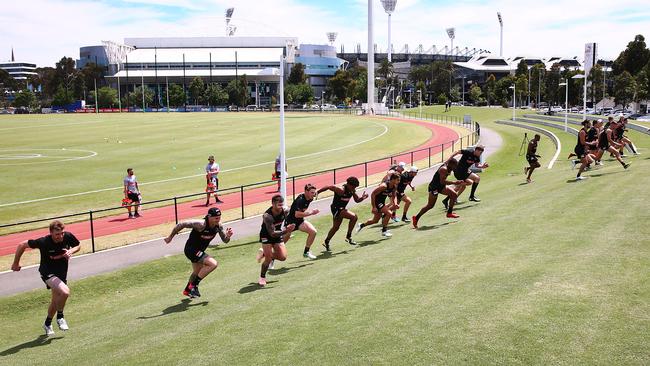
[1,50,37,85]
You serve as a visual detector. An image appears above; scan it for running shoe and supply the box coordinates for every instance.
[43,324,55,336]
[624,163,631,169]
[356,223,364,233]
[446,212,460,218]
[526,178,532,184]
[576,176,586,181]
[381,230,393,237]
[258,277,267,286]
[216,199,224,203]
[56,318,69,331]
[134,212,141,218]
[128,213,134,219]
[268,259,275,270]
[322,242,331,251]
[303,251,317,260]
[391,216,401,223]
[401,216,411,223]
[469,196,481,202]
[255,248,264,263]
[189,286,201,298]
[595,161,603,166]
[411,215,418,229]
[570,160,577,170]
[345,237,358,246]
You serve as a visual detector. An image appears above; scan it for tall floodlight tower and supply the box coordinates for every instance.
[367,0,375,112]
[225,7,237,36]
[326,32,338,46]
[380,0,397,62]
[446,27,455,57]
[497,12,503,56]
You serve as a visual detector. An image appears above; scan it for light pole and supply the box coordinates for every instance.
[527,66,531,107]
[321,90,325,111]
[497,12,503,57]
[509,84,515,121]
[461,76,466,106]
[446,27,455,58]
[367,0,375,114]
[559,79,568,132]
[417,89,422,118]
[381,0,397,62]
[279,56,287,200]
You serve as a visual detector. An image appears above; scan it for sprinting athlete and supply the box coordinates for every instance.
[443,145,489,208]
[594,119,631,171]
[205,155,223,206]
[524,134,541,183]
[12,220,80,336]
[393,166,418,222]
[357,173,400,237]
[283,184,320,260]
[318,176,369,250]
[412,159,464,228]
[164,207,233,298]
[574,120,597,180]
[256,195,295,286]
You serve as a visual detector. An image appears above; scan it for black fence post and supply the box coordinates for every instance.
[364,162,368,187]
[240,186,244,219]
[441,143,445,162]
[452,140,455,151]
[89,211,95,253]
[428,147,431,168]
[173,197,178,224]
[460,137,463,149]
[410,151,414,165]
[333,168,336,185]
[292,177,296,200]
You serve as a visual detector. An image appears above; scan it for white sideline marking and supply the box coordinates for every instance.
[0,148,98,166]
[0,120,389,207]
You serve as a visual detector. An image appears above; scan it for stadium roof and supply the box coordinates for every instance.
[124,47,283,64]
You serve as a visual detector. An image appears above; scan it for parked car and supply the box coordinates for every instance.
[635,114,650,121]
[228,105,239,112]
[550,106,563,112]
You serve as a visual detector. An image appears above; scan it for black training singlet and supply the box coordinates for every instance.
[377,183,395,205]
[331,185,353,210]
[587,127,598,142]
[259,207,287,240]
[186,220,221,253]
[397,172,414,193]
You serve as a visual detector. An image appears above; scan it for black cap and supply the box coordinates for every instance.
[207,207,221,217]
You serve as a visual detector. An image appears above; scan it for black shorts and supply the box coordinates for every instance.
[374,201,386,211]
[526,155,538,164]
[574,145,585,158]
[396,191,405,201]
[260,236,283,245]
[41,273,67,289]
[285,218,304,228]
[428,182,442,195]
[127,192,140,203]
[184,246,208,263]
[453,169,470,181]
[331,205,345,218]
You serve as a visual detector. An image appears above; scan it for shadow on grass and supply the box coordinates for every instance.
[0,335,62,356]
[268,262,314,276]
[416,222,453,231]
[238,280,278,294]
[316,249,352,260]
[137,298,209,319]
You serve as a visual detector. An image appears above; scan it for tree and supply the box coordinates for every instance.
[0,69,17,91]
[633,71,649,110]
[124,86,154,109]
[164,83,186,107]
[483,74,496,106]
[469,85,483,103]
[93,86,118,108]
[449,85,460,102]
[326,69,354,102]
[515,74,529,106]
[544,64,561,106]
[52,85,73,107]
[287,63,307,85]
[204,83,228,106]
[188,76,205,105]
[79,62,105,100]
[612,35,650,77]
[225,76,249,106]
[437,93,447,105]
[53,57,79,99]
[529,64,545,107]
[13,89,36,108]
[495,76,514,107]
[587,64,604,104]
[613,71,635,110]
[515,59,528,77]
[285,83,313,105]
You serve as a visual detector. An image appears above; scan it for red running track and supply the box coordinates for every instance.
[0,117,464,256]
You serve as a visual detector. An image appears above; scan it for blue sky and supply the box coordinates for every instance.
[2,0,650,66]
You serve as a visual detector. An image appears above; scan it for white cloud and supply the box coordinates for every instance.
[1,0,648,67]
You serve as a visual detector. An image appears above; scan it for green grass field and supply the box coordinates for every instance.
[0,107,648,365]
[0,112,432,227]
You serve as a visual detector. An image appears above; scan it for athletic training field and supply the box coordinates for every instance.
[0,112,432,228]
[0,107,648,365]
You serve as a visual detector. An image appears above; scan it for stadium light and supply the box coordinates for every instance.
[326,32,338,46]
[380,0,397,62]
[497,12,503,56]
[572,74,586,120]
[559,80,568,131]
[225,7,237,36]
[446,27,455,57]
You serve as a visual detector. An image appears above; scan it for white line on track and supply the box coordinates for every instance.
[0,120,389,207]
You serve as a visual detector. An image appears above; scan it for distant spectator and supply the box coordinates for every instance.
[123,168,141,219]
[205,155,222,206]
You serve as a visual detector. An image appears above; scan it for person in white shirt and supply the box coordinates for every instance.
[123,168,141,219]
[205,155,223,205]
